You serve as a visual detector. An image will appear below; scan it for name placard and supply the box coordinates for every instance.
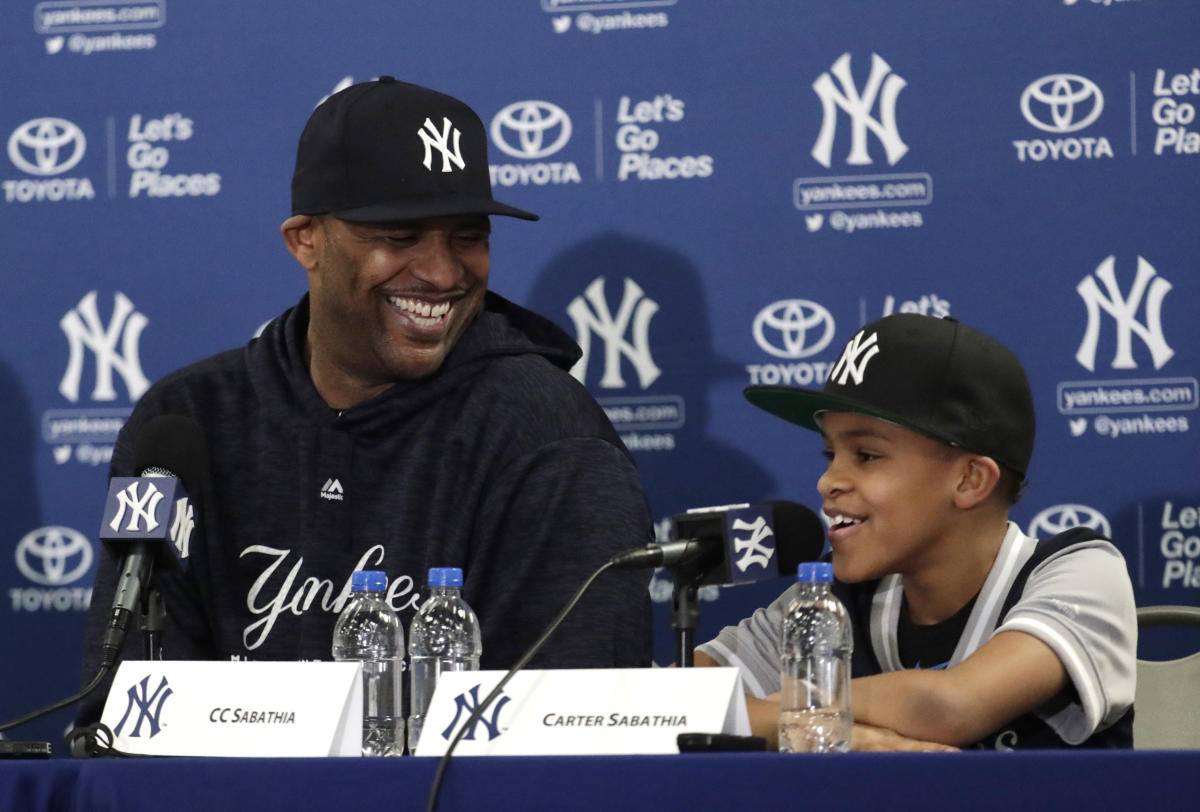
[99,661,362,757]
[414,667,748,756]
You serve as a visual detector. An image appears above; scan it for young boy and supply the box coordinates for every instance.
[695,313,1137,750]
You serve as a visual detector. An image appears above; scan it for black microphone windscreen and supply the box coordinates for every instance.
[765,500,828,575]
[132,414,209,485]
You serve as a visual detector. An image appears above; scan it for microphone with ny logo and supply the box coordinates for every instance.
[610,500,826,668]
[610,500,825,587]
[97,414,209,669]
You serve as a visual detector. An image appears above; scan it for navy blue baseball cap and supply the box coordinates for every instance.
[744,314,1036,478]
[291,76,537,223]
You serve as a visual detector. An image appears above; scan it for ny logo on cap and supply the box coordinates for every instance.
[829,330,880,386]
[418,116,466,173]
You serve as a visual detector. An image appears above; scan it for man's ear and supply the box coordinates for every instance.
[280,214,322,271]
[953,454,1001,510]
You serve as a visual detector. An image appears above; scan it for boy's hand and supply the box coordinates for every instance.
[851,723,959,752]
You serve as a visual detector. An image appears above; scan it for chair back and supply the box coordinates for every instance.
[1134,605,1200,750]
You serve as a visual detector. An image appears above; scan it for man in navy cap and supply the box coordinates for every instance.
[78,78,653,726]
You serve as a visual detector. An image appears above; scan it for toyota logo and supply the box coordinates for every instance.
[8,117,87,176]
[1020,75,1104,134]
[14,526,93,586]
[490,101,572,160]
[1026,504,1111,540]
[752,300,836,359]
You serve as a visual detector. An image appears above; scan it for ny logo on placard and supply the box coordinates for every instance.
[1075,256,1173,372]
[418,116,466,173]
[109,480,165,533]
[731,516,775,573]
[566,277,661,390]
[59,291,150,403]
[442,684,511,742]
[812,53,908,168]
[113,675,173,738]
[828,330,880,386]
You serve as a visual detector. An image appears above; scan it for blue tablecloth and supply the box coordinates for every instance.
[3,750,1199,811]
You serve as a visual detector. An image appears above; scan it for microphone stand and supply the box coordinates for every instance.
[140,587,165,661]
[667,551,712,668]
[670,580,699,667]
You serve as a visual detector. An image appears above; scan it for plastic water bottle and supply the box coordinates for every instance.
[407,567,482,754]
[779,562,853,753]
[332,570,404,756]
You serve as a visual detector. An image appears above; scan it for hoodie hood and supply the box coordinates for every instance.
[247,291,582,436]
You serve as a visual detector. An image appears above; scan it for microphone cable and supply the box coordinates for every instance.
[0,662,112,736]
[0,583,153,744]
[425,557,617,812]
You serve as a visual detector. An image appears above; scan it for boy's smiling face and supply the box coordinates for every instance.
[817,411,968,583]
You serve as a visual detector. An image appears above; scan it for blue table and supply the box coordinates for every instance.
[3,750,1198,811]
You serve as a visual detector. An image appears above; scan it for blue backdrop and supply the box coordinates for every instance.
[2,0,1197,750]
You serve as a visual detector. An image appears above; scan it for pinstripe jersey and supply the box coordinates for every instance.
[698,522,1137,748]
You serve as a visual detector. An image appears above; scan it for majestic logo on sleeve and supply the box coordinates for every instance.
[113,674,173,738]
[59,290,150,403]
[1075,256,1173,372]
[828,330,880,386]
[319,478,345,501]
[811,53,908,168]
[567,277,661,390]
[418,117,466,172]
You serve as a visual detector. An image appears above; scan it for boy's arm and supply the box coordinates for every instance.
[851,629,1067,746]
[699,649,957,751]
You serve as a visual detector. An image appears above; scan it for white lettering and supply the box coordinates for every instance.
[239,545,417,650]
[2,177,96,203]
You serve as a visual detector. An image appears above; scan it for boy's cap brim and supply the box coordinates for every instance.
[744,385,963,450]
[742,314,1036,478]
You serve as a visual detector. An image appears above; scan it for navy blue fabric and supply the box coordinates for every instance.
[76,293,653,725]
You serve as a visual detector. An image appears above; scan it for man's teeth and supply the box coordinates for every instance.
[388,297,450,319]
[829,515,863,529]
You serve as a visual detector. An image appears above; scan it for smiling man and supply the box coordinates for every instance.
[78,78,653,727]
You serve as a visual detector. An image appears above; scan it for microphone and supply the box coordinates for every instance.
[96,414,208,667]
[610,500,826,586]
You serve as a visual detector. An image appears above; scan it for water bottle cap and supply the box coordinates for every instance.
[428,567,463,587]
[796,561,833,583]
[351,570,387,592]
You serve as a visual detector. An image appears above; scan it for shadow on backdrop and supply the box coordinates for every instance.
[526,232,795,664]
[0,356,78,749]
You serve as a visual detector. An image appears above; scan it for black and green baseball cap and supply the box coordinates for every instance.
[744,314,1036,478]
